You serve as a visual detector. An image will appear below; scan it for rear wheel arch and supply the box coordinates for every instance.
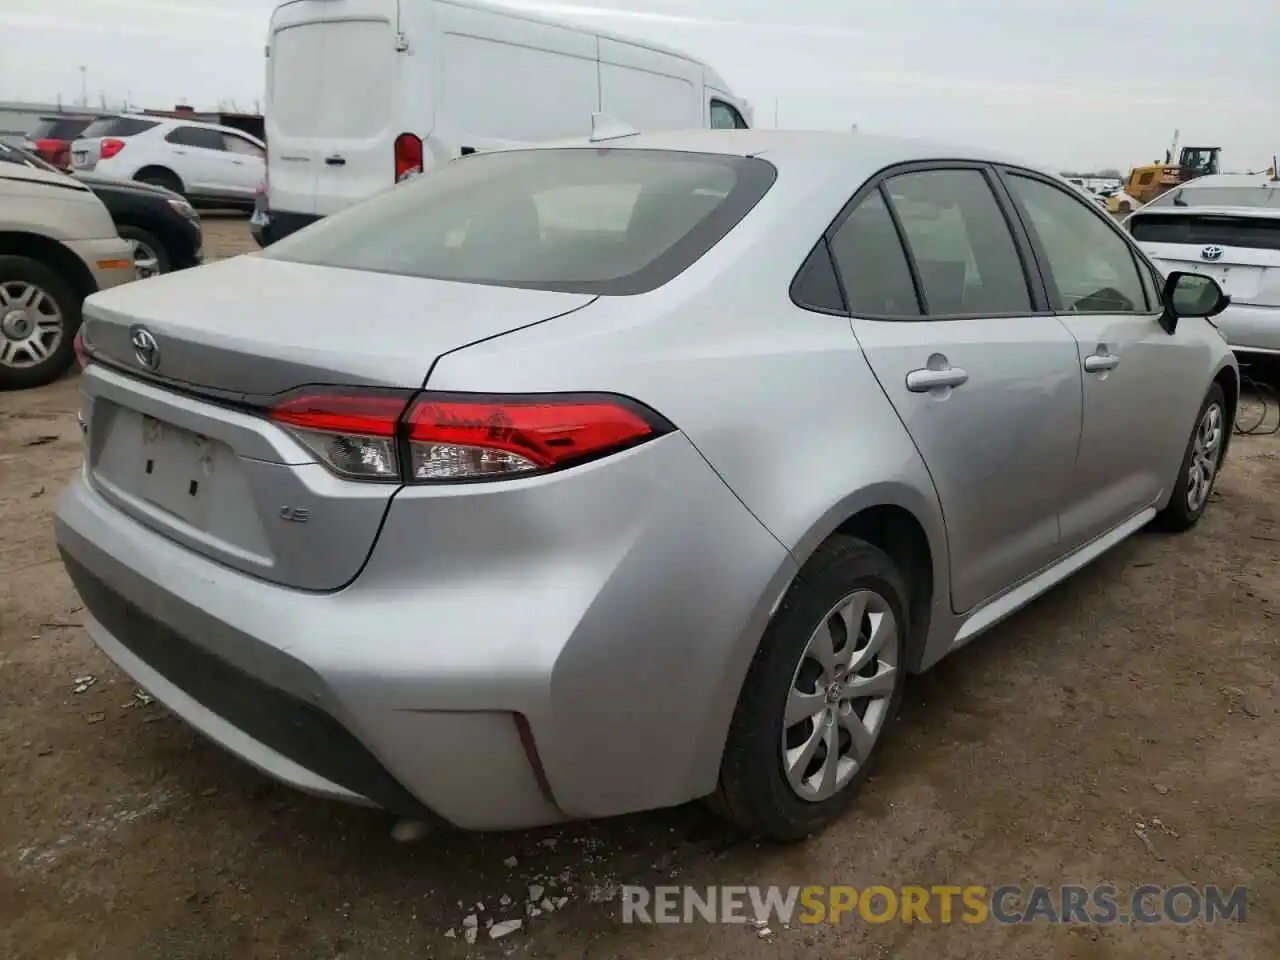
[134,166,185,195]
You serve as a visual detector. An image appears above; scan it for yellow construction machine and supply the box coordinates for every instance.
[1107,133,1221,214]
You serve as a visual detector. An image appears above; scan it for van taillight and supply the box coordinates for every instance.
[268,390,673,483]
[100,138,126,160]
[394,133,423,182]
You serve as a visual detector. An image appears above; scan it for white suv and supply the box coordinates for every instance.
[70,115,265,210]
[0,162,136,390]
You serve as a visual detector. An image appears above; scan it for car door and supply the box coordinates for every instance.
[834,164,1084,613]
[164,125,233,197]
[998,168,1202,551]
[221,133,266,199]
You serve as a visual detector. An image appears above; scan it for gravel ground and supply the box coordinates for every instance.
[1,217,1278,959]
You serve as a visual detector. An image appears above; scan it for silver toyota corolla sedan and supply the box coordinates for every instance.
[56,129,1238,841]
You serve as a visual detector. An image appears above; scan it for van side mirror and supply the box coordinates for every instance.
[1159,271,1230,334]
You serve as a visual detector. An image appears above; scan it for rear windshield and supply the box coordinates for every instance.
[31,117,92,140]
[263,148,778,294]
[1147,185,1280,209]
[1130,213,1280,251]
[78,117,160,139]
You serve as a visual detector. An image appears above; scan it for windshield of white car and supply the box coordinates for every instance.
[262,148,778,295]
[1150,185,1280,209]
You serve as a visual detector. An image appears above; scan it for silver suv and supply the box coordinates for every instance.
[1,161,135,389]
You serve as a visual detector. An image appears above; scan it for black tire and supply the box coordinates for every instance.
[0,255,82,391]
[1152,383,1228,533]
[711,535,909,841]
[116,225,171,278]
[135,168,183,195]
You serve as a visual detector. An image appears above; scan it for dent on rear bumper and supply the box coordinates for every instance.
[55,433,794,828]
[1215,303,1280,353]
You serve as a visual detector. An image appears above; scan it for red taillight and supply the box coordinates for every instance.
[270,392,410,482]
[73,331,88,370]
[405,396,660,480]
[99,138,126,160]
[394,132,423,182]
[268,390,670,483]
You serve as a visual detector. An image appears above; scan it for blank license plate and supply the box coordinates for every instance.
[73,151,89,165]
[138,415,215,525]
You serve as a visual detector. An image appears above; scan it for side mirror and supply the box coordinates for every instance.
[1158,271,1231,334]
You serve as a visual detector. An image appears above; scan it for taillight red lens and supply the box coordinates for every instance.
[270,392,411,482]
[405,395,663,481]
[73,331,88,370]
[394,132,423,182]
[267,390,670,483]
[99,138,126,160]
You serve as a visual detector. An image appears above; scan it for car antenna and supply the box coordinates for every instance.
[589,112,640,143]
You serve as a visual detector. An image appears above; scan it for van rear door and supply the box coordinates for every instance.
[267,0,418,217]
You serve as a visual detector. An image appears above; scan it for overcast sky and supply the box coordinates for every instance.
[1,0,1276,171]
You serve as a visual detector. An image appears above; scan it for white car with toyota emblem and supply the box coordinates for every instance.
[1128,173,1280,356]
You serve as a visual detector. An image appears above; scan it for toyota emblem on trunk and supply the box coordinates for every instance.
[1201,245,1225,262]
[130,326,160,370]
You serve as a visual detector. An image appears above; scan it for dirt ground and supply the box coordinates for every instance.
[2,217,1278,959]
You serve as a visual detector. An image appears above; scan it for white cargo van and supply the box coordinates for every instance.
[257,0,752,244]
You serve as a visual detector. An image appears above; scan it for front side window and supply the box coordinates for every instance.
[223,134,265,158]
[166,126,226,150]
[710,100,749,130]
[1006,173,1147,313]
[264,148,777,294]
[885,169,1032,315]
[827,190,920,318]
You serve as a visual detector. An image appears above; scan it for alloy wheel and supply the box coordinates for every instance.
[0,281,64,369]
[1186,401,1224,514]
[130,239,162,279]
[782,589,899,802]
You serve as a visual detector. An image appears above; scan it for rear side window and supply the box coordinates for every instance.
[828,191,921,317]
[1006,174,1147,313]
[166,126,226,150]
[1130,214,1280,252]
[885,169,1032,315]
[79,116,160,138]
[263,148,777,295]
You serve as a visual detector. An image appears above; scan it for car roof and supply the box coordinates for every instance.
[1172,172,1279,190]
[110,113,262,141]
[1132,204,1280,221]
[518,128,1045,182]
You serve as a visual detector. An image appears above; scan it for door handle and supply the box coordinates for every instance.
[1083,353,1119,373]
[325,155,346,166]
[905,367,969,392]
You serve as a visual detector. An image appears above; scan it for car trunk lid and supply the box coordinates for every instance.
[78,254,596,590]
[1130,209,1280,307]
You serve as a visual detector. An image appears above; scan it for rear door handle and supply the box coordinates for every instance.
[1083,353,1119,373]
[905,367,969,392]
[325,155,346,166]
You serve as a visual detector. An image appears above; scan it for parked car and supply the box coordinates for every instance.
[0,159,135,390]
[255,0,752,245]
[57,130,1236,840]
[0,142,203,280]
[1126,173,1280,357]
[70,114,264,210]
[25,114,97,169]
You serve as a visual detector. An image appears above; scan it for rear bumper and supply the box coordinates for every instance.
[65,237,138,291]
[1215,302,1280,354]
[55,432,793,829]
[251,210,321,247]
